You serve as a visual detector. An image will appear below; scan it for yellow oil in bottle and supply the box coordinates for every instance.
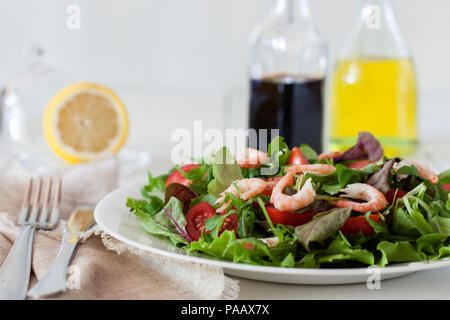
[330,58,417,157]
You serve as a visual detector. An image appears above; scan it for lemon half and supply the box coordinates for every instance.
[43,82,129,164]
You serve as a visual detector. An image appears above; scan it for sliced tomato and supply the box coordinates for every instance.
[165,164,201,187]
[242,242,255,251]
[288,147,309,165]
[340,214,381,236]
[262,176,282,196]
[185,202,215,241]
[442,184,450,191]
[218,211,238,236]
[262,188,273,197]
[346,160,374,169]
[385,189,408,204]
[265,204,317,226]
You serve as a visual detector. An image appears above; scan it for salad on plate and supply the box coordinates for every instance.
[126,132,450,268]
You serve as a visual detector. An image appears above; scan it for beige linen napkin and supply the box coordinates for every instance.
[0,157,239,300]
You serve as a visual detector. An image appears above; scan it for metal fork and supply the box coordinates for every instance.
[0,177,61,300]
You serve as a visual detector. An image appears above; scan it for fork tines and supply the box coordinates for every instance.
[18,177,61,229]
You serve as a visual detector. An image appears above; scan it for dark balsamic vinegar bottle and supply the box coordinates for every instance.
[249,0,328,152]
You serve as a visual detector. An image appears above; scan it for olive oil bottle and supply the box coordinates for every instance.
[330,0,417,157]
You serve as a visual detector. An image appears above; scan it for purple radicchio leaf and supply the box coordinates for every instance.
[367,158,398,194]
[334,132,384,162]
[165,183,198,213]
[163,207,193,243]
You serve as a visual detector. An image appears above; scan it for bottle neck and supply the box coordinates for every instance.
[341,0,409,59]
[361,0,392,6]
[274,0,311,24]
[358,0,396,30]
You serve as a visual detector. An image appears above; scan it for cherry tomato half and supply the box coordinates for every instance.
[185,202,215,241]
[218,211,238,236]
[346,160,374,170]
[287,147,309,165]
[385,189,408,204]
[340,214,381,236]
[442,184,450,191]
[165,164,201,187]
[265,205,318,226]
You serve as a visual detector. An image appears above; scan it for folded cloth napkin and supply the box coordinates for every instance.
[0,157,239,300]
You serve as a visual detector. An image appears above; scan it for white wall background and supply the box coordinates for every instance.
[0,0,449,146]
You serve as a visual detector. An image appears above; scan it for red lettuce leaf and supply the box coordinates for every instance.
[165,183,198,213]
[334,132,384,162]
[367,158,398,193]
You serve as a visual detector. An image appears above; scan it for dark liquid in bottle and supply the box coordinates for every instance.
[249,74,324,152]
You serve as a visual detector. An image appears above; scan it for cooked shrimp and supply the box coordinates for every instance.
[318,150,342,160]
[328,183,388,213]
[215,178,267,212]
[270,173,316,211]
[393,160,438,184]
[236,148,270,168]
[285,164,336,175]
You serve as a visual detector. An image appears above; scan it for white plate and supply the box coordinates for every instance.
[94,181,450,285]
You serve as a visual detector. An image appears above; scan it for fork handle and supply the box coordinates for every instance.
[0,226,36,300]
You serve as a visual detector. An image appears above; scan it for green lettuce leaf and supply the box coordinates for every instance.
[431,216,450,235]
[295,254,319,268]
[294,233,375,267]
[397,165,419,177]
[142,171,168,193]
[431,246,450,260]
[126,197,164,218]
[429,200,450,219]
[438,169,450,184]
[300,144,318,163]
[305,164,377,195]
[207,147,243,197]
[189,193,218,209]
[268,136,290,165]
[320,232,374,265]
[409,210,435,235]
[263,136,290,176]
[188,230,297,267]
[140,197,191,246]
[377,241,426,266]
[416,233,448,255]
[392,207,420,236]
[140,214,189,247]
[175,163,212,194]
[295,207,351,251]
